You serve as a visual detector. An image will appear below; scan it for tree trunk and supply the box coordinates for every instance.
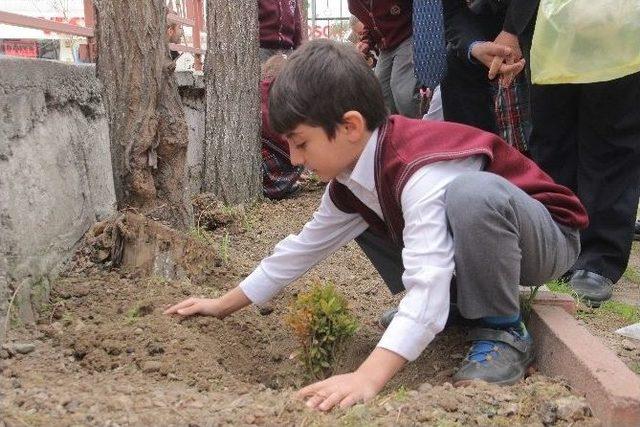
[203,1,262,204]
[300,1,309,42]
[93,0,192,230]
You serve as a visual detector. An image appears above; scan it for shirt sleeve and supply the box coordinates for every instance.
[376,157,482,361]
[239,187,369,304]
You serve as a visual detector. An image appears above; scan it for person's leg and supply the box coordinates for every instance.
[354,230,405,295]
[375,48,398,114]
[389,37,421,118]
[572,72,640,286]
[440,52,497,133]
[528,83,580,192]
[445,172,580,385]
[354,230,463,328]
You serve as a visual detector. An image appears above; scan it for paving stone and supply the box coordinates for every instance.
[616,322,640,341]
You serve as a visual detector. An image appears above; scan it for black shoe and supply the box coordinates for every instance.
[453,323,534,386]
[378,303,466,330]
[634,219,640,241]
[568,269,613,307]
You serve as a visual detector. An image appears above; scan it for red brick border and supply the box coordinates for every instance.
[529,304,640,426]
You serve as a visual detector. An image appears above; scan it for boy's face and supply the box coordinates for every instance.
[286,114,369,182]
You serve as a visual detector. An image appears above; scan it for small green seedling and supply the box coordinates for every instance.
[285,281,359,379]
[188,225,215,246]
[219,232,231,265]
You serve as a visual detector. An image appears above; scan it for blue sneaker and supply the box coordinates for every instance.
[453,322,534,386]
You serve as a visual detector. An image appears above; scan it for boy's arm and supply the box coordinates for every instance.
[163,286,251,317]
[239,188,368,305]
[298,159,481,411]
[443,0,487,60]
[165,187,368,317]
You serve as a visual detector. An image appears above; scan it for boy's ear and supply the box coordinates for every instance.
[341,111,367,142]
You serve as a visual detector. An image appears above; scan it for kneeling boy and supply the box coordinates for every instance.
[165,39,587,411]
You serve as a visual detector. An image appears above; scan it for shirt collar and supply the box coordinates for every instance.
[336,128,379,191]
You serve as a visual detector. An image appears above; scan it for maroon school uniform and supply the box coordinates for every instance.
[329,116,588,245]
[258,0,303,50]
[348,0,413,51]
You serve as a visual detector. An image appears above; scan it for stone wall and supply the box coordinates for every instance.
[0,58,116,342]
[0,60,208,345]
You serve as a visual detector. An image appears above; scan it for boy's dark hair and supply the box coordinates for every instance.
[268,39,388,139]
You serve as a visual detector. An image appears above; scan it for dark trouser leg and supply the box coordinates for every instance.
[444,172,580,320]
[355,230,463,328]
[529,72,640,282]
[528,83,580,190]
[441,53,497,134]
[354,230,405,294]
[573,72,640,282]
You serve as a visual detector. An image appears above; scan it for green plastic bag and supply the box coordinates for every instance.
[531,0,640,84]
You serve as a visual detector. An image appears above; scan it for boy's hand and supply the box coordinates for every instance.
[296,371,382,411]
[297,347,407,411]
[163,297,223,317]
[164,287,253,319]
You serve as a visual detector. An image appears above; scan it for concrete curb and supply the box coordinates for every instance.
[529,303,640,426]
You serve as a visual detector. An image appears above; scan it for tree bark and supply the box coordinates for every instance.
[94,0,192,230]
[203,1,262,204]
[300,0,309,42]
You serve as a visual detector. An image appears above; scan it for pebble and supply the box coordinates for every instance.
[257,304,274,316]
[134,328,143,335]
[555,397,590,421]
[498,403,518,417]
[440,395,459,412]
[0,349,9,359]
[621,339,636,351]
[3,342,36,355]
[539,401,558,425]
[418,382,433,392]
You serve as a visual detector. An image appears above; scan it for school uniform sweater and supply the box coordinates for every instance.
[259,0,302,50]
[330,115,588,247]
[348,0,413,51]
[240,116,587,361]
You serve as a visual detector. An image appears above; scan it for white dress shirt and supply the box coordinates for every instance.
[240,128,484,361]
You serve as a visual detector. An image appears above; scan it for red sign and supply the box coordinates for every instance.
[3,40,38,58]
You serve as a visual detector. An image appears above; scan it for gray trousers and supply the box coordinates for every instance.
[355,172,580,319]
[375,37,421,118]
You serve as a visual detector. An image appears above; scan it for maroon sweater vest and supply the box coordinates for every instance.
[329,116,589,246]
[348,0,413,51]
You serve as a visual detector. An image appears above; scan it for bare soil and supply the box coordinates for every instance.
[1,187,599,426]
[577,241,640,375]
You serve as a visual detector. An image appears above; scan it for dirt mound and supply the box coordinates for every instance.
[0,189,598,425]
